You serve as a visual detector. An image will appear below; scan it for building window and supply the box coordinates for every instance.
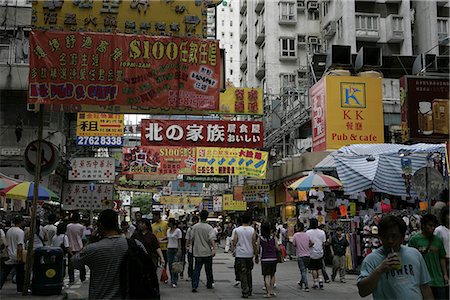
[280,2,296,21]
[392,16,403,31]
[230,32,233,37]
[323,2,328,17]
[230,44,233,49]
[221,32,225,38]
[222,20,225,26]
[280,38,296,58]
[230,69,233,75]
[308,10,319,20]
[280,74,297,92]
[230,57,233,63]
[355,14,379,31]
[337,17,343,38]
[230,20,233,26]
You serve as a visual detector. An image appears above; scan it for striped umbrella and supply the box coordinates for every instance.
[0,177,18,190]
[4,182,60,202]
[288,173,342,191]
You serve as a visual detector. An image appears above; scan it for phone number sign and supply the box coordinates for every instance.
[76,136,123,146]
[77,112,124,137]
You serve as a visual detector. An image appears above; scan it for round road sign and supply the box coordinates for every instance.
[24,140,59,176]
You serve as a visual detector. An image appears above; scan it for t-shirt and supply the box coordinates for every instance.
[434,225,449,258]
[357,245,431,300]
[51,234,70,248]
[292,232,311,257]
[408,233,446,287]
[191,222,215,257]
[152,221,168,251]
[66,223,85,252]
[6,226,25,261]
[186,227,194,254]
[332,235,349,257]
[44,224,57,246]
[306,228,326,259]
[71,236,129,300]
[167,228,182,249]
[33,226,47,249]
[234,225,255,258]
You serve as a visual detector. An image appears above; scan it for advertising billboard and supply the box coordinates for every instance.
[29,31,220,110]
[69,157,115,181]
[159,196,202,206]
[141,119,263,148]
[76,112,124,146]
[222,194,247,211]
[219,88,263,115]
[62,183,114,211]
[400,76,449,142]
[32,0,208,38]
[311,75,384,151]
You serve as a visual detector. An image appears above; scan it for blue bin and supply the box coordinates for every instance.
[31,246,64,295]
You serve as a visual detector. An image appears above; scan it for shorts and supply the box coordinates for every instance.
[261,261,277,276]
[308,258,323,270]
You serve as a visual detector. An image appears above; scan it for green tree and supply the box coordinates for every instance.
[131,194,153,215]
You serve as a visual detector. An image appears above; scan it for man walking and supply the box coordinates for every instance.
[186,215,199,281]
[0,215,25,292]
[44,214,57,246]
[66,212,86,283]
[152,212,168,269]
[331,227,349,283]
[233,214,258,298]
[293,222,313,292]
[306,218,326,289]
[191,210,216,293]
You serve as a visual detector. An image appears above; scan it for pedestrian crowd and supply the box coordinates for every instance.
[0,206,448,300]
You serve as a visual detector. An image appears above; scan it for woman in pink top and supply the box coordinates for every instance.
[292,222,314,292]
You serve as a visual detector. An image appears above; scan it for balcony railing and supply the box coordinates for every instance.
[386,15,404,43]
[437,18,449,41]
[355,13,380,41]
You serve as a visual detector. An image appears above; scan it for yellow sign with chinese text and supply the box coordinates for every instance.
[159,196,202,206]
[324,76,384,150]
[77,112,124,137]
[196,147,268,179]
[32,0,207,38]
[222,194,247,211]
[219,88,263,115]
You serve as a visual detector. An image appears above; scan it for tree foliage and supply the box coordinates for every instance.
[131,194,153,215]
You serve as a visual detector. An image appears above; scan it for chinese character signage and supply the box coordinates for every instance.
[219,88,263,115]
[32,0,208,38]
[213,195,222,212]
[159,196,202,206]
[141,119,263,148]
[311,76,384,151]
[77,112,124,136]
[222,194,247,211]
[122,146,196,175]
[243,184,269,202]
[29,31,220,111]
[196,147,268,179]
[69,157,115,181]
[400,76,449,142]
[62,183,114,211]
[170,180,203,194]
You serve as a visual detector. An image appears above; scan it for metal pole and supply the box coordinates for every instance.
[426,165,430,214]
[23,105,43,295]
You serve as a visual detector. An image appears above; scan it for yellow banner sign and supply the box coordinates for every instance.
[196,147,268,179]
[77,112,124,137]
[159,196,202,205]
[222,194,247,211]
[32,0,207,38]
[219,88,263,115]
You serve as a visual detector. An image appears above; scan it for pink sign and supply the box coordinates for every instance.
[311,78,326,151]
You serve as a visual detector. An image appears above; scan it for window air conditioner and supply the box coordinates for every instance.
[307,1,318,10]
[308,36,319,44]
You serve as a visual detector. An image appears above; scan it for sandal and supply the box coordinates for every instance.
[263,294,271,298]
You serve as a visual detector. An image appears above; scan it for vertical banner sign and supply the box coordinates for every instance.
[311,76,384,151]
[222,194,247,211]
[233,186,244,201]
[28,31,220,110]
[196,147,268,178]
[141,119,263,148]
[400,76,449,142]
[219,88,263,115]
[122,146,196,175]
[213,195,222,212]
[76,112,124,146]
[69,158,115,181]
[62,183,114,211]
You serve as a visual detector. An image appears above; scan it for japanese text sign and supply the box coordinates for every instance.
[77,112,124,136]
[196,147,268,179]
[141,119,263,148]
[122,146,196,175]
[219,88,263,115]
[400,76,449,142]
[159,196,202,206]
[69,157,115,181]
[311,76,384,151]
[32,0,208,38]
[62,183,114,211]
[222,194,247,211]
[29,31,220,110]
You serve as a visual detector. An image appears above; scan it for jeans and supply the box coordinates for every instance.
[68,251,86,282]
[192,256,214,289]
[167,248,179,285]
[297,256,310,288]
[431,286,447,300]
[0,262,24,292]
[234,258,241,281]
[187,252,194,278]
[321,259,330,281]
[332,255,346,280]
[236,258,253,297]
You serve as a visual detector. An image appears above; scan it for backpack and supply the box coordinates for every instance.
[120,238,160,299]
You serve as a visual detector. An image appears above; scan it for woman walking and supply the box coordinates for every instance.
[258,222,279,298]
[166,218,182,288]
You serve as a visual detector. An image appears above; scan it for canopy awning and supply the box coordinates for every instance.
[313,152,337,171]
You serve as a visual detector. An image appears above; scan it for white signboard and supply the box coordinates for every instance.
[213,195,222,212]
[69,157,115,181]
[62,183,114,211]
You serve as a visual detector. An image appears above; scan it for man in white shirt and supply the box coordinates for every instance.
[0,215,25,292]
[66,212,86,283]
[306,218,326,290]
[43,214,57,246]
[434,206,449,299]
[185,215,199,281]
[233,214,258,298]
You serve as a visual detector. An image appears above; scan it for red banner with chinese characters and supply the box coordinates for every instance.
[122,146,196,175]
[28,30,220,110]
[141,119,264,148]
